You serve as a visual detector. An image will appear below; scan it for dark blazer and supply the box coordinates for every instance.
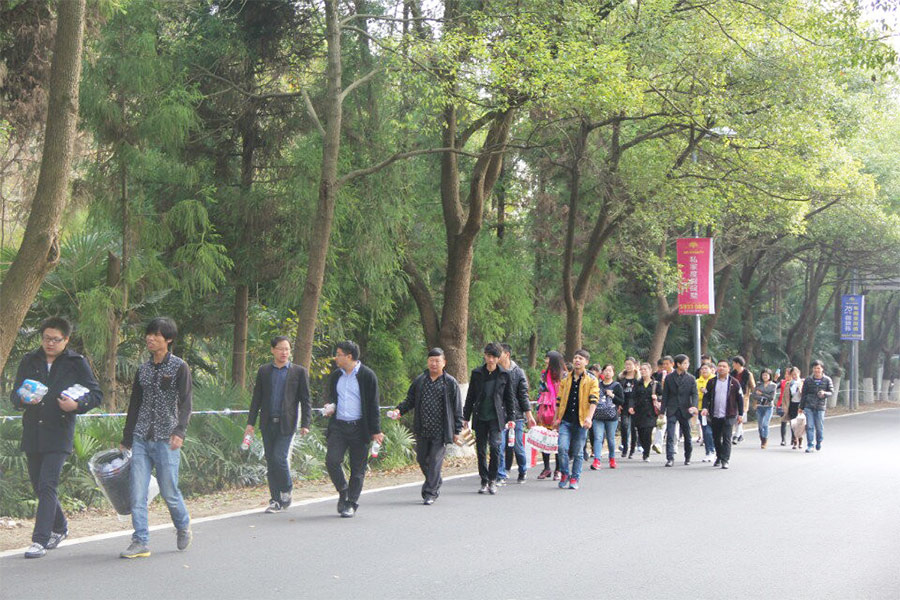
[463,364,516,430]
[10,347,102,453]
[397,371,463,444]
[507,361,531,420]
[704,376,745,419]
[631,378,660,428]
[324,363,381,439]
[248,362,312,435]
[661,371,698,417]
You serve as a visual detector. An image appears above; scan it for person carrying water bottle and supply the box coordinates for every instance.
[11,317,102,559]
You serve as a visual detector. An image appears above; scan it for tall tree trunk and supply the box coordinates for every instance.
[293,0,343,368]
[103,251,122,411]
[701,263,732,353]
[527,332,538,369]
[0,0,86,373]
[402,259,441,349]
[232,283,249,386]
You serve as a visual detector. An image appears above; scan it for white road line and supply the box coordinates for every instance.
[2,406,896,558]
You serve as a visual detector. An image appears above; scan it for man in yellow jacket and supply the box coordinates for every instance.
[553,350,598,490]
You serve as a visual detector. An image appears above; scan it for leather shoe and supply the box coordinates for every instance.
[340,503,357,518]
[423,497,435,505]
[721,461,729,469]
[337,489,349,514]
[684,458,691,466]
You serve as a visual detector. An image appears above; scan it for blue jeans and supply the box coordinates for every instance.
[557,420,588,479]
[756,405,773,440]
[498,419,527,478]
[803,408,825,449]
[130,436,190,544]
[701,421,715,454]
[591,419,617,460]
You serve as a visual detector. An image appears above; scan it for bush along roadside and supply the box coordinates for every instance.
[0,410,417,519]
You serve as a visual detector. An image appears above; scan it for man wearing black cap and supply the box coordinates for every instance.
[390,348,463,504]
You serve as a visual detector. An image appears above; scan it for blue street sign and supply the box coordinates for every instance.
[840,295,865,341]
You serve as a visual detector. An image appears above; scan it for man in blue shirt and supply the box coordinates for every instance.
[324,341,382,518]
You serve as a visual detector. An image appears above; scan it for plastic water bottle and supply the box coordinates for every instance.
[241,433,253,450]
[370,440,381,458]
[507,427,515,447]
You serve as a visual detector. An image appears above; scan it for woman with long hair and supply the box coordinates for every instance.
[591,364,624,469]
[752,368,777,448]
[536,351,564,480]
[618,358,639,459]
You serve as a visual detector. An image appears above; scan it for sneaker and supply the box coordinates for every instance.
[737,435,744,443]
[805,447,815,453]
[568,478,579,490]
[176,528,192,551]
[24,542,46,559]
[781,441,787,446]
[517,472,526,484]
[337,490,349,514]
[627,453,634,459]
[665,459,674,467]
[423,497,435,505]
[652,444,662,454]
[732,436,738,444]
[701,455,709,463]
[558,474,569,489]
[713,458,721,467]
[721,461,729,469]
[496,477,508,487]
[340,504,356,518]
[488,481,498,495]
[552,471,561,481]
[608,458,617,469]
[815,443,821,451]
[684,458,691,466]
[642,456,649,462]
[45,529,68,550]
[637,446,644,454]
[280,491,293,508]
[478,483,489,494]
[590,458,601,470]
[120,540,151,559]
[265,500,282,514]
[537,469,552,480]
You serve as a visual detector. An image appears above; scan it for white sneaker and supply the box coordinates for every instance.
[701,455,710,463]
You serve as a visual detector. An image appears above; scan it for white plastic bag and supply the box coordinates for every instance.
[525,426,558,453]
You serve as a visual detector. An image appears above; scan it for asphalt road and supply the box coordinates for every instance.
[2,409,899,600]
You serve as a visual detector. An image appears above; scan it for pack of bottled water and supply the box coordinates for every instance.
[61,384,90,402]
[17,379,48,404]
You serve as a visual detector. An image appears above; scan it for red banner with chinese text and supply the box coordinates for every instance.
[677,238,715,315]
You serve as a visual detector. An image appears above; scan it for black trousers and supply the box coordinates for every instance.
[665,412,693,461]
[629,418,640,454]
[473,418,502,484]
[541,452,559,472]
[637,426,654,459]
[261,419,294,502]
[416,436,446,500]
[325,420,369,505]
[26,451,69,546]
[711,417,736,463]
[619,415,632,454]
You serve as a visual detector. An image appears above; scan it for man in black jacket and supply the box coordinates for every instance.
[11,317,102,558]
[390,348,462,505]
[661,354,698,467]
[245,336,312,513]
[497,344,535,484]
[324,341,382,518]
[703,360,745,469]
[462,343,516,495]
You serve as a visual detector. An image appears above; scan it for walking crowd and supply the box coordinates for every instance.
[10,316,835,560]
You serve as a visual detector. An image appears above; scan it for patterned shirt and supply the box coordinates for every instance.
[420,376,446,439]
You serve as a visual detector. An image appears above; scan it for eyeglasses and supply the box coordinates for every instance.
[42,336,65,344]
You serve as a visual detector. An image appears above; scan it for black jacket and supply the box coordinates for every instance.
[248,363,312,435]
[324,363,381,439]
[661,371,698,417]
[397,371,463,444]
[704,376,745,419]
[631,378,660,428]
[799,375,834,411]
[463,364,516,430]
[618,376,638,414]
[506,361,531,420]
[11,347,102,453]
